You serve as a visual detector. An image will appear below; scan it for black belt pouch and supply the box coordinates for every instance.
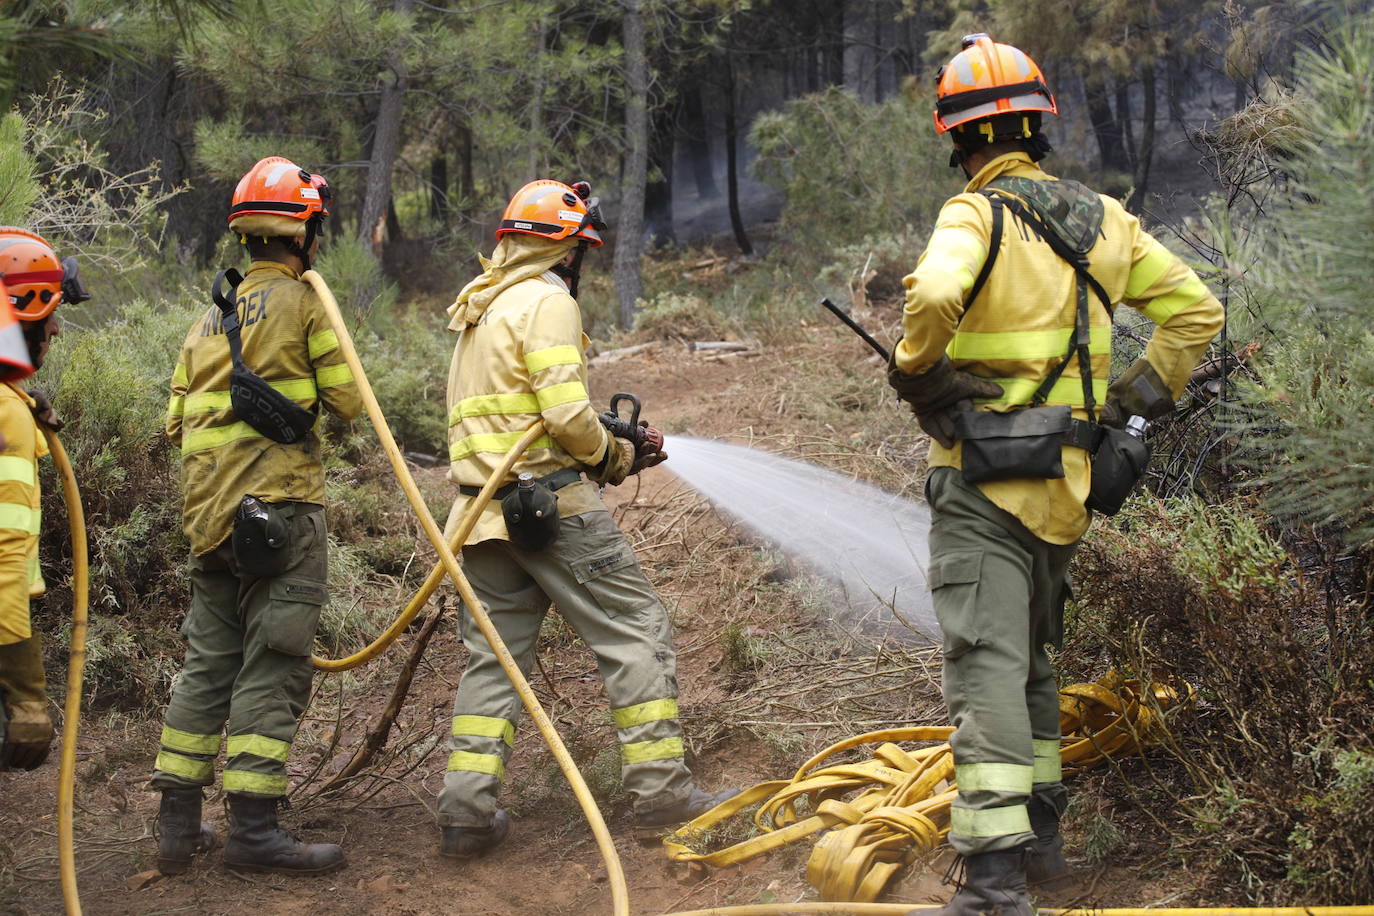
[232,495,292,577]
[954,406,1072,484]
[1086,427,1151,516]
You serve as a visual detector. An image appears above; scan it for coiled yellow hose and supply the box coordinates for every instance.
[47,429,89,916]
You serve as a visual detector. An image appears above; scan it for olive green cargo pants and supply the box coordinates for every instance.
[926,468,1075,855]
[437,509,693,827]
[150,503,328,797]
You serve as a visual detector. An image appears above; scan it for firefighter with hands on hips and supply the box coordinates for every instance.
[436,179,734,860]
[148,157,360,876]
[0,228,88,772]
[888,36,1224,915]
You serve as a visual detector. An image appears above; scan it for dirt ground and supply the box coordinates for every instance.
[1,338,1178,915]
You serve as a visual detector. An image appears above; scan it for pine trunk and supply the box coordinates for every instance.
[724,57,753,256]
[358,0,414,257]
[1127,63,1157,213]
[613,0,649,328]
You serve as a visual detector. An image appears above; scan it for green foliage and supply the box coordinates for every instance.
[750,87,948,248]
[315,236,399,329]
[1069,493,1374,903]
[0,112,38,224]
[1218,6,1374,548]
[631,290,739,344]
[351,306,451,454]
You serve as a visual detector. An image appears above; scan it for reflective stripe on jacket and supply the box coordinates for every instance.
[445,270,611,545]
[167,261,362,554]
[0,384,45,644]
[895,153,1224,544]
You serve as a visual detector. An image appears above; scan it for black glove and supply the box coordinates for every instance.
[1100,358,1175,428]
[28,390,63,431]
[888,355,1003,448]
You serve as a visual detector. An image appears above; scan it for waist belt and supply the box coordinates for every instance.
[458,467,583,500]
[954,406,1102,451]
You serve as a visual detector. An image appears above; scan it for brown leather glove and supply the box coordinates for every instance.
[0,635,54,771]
[888,355,1004,448]
[589,437,636,487]
[631,423,668,473]
[1100,358,1175,428]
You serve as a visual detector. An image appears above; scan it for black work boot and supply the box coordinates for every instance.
[439,809,510,860]
[633,785,740,834]
[933,847,1032,916]
[155,788,218,875]
[222,794,346,875]
[1025,796,1070,887]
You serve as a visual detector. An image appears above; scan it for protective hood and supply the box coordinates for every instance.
[448,234,577,331]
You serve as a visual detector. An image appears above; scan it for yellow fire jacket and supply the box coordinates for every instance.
[0,384,45,645]
[895,153,1224,544]
[445,269,612,546]
[167,261,361,555]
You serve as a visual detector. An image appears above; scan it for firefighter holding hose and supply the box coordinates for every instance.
[435,179,733,860]
[0,228,85,772]
[888,36,1224,914]
[148,157,359,876]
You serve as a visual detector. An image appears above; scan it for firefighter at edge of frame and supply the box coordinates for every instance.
[0,226,88,772]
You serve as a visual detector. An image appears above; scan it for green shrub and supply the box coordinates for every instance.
[751,87,948,249]
[1068,495,1374,903]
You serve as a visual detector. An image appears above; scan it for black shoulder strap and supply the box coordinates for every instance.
[978,193,1115,422]
[963,194,1003,307]
[212,268,246,367]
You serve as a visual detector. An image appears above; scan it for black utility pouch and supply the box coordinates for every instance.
[213,269,318,444]
[954,406,1072,484]
[501,473,561,551]
[1087,427,1151,516]
[232,495,292,577]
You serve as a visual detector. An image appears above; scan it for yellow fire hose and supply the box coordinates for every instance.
[303,270,630,916]
[272,268,1368,916]
[309,420,545,672]
[46,429,89,916]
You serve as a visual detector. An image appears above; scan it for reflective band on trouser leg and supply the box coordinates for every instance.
[447,750,505,778]
[226,733,292,762]
[160,725,221,756]
[955,761,1033,794]
[612,697,679,729]
[452,715,516,748]
[1032,739,1062,784]
[155,750,215,783]
[950,803,1032,838]
[223,770,287,795]
[621,737,684,766]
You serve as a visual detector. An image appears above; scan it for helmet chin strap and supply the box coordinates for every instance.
[285,214,323,273]
[553,241,589,299]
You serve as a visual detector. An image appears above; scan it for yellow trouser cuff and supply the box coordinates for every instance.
[452,715,516,748]
[447,750,505,778]
[155,750,215,782]
[950,803,1032,839]
[160,725,222,755]
[223,770,288,795]
[612,697,679,730]
[1032,739,1062,784]
[226,733,292,763]
[621,737,684,766]
[954,762,1033,794]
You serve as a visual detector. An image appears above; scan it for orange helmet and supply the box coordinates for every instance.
[934,34,1057,134]
[0,227,89,322]
[496,179,607,248]
[228,156,332,240]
